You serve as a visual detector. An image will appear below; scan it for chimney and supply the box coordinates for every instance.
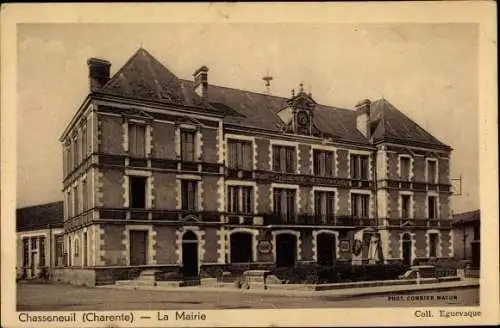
[355,99,371,138]
[193,66,209,101]
[87,58,111,92]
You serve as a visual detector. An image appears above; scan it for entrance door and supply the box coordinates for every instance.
[402,233,412,266]
[130,230,148,266]
[276,233,297,267]
[182,231,199,277]
[317,233,336,266]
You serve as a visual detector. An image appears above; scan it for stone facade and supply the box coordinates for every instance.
[57,49,454,286]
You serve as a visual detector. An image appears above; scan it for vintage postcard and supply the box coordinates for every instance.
[1,2,498,327]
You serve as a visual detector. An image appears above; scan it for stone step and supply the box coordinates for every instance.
[136,269,161,281]
[156,281,182,288]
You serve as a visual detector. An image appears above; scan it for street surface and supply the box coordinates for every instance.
[17,283,479,311]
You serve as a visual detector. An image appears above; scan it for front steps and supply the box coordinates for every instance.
[115,269,219,288]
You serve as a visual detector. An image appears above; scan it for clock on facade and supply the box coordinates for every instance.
[297,111,309,127]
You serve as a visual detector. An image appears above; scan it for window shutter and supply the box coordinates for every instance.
[273,189,281,214]
[325,152,333,176]
[351,194,357,217]
[350,155,356,179]
[272,146,280,172]
[361,156,368,179]
[242,142,252,170]
[327,192,335,216]
[314,191,322,216]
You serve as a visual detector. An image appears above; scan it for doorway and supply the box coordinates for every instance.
[402,233,412,266]
[316,233,336,266]
[276,233,297,267]
[182,231,199,277]
[230,232,253,263]
[129,230,148,265]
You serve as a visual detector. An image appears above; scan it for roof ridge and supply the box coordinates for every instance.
[17,201,63,210]
[179,78,353,112]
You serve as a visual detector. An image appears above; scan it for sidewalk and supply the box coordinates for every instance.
[99,278,479,299]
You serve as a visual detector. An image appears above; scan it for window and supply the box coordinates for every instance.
[401,194,411,219]
[273,188,296,223]
[181,130,196,162]
[74,185,79,215]
[350,154,369,180]
[65,191,70,219]
[83,232,88,267]
[68,236,72,266]
[272,145,295,173]
[473,225,480,240]
[351,193,369,217]
[129,176,147,209]
[82,126,87,160]
[55,236,64,267]
[313,150,334,177]
[22,238,29,267]
[428,196,437,219]
[314,191,336,224]
[427,160,437,184]
[227,186,253,214]
[67,190,73,218]
[82,179,88,211]
[74,239,79,257]
[429,233,438,257]
[227,139,253,170]
[181,180,198,211]
[73,137,78,168]
[129,124,146,157]
[65,145,71,175]
[39,237,46,267]
[400,156,411,181]
[31,237,37,251]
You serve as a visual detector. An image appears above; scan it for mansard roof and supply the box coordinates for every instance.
[16,201,64,232]
[94,48,450,149]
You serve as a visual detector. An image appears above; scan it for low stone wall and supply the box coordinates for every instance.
[265,277,448,291]
[52,265,181,287]
[51,268,96,287]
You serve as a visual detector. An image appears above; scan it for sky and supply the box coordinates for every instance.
[16,23,479,213]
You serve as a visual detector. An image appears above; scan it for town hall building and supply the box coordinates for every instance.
[59,48,453,282]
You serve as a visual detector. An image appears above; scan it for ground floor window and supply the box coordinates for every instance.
[229,232,253,263]
[129,230,148,266]
[55,235,64,267]
[39,237,46,267]
[22,238,29,267]
[429,233,439,258]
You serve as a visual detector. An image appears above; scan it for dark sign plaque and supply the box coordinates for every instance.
[257,240,272,254]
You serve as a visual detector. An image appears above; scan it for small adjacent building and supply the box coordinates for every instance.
[452,210,480,268]
[16,201,64,279]
[58,48,454,283]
